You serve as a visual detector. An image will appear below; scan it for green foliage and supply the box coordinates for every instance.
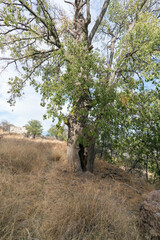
[25,120,43,138]
[94,0,160,178]
[0,0,159,174]
[98,88,160,181]
[117,12,160,84]
[48,124,67,141]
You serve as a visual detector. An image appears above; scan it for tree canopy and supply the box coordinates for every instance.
[25,120,43,138]
[0,0,159,172]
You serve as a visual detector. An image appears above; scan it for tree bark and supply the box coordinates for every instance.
[86,142,95,172]
[66,114,82,171]
[66,114,95,172]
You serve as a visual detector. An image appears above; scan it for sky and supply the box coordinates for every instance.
[0,0,101,134]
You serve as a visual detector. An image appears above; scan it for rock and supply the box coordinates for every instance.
[139,190,160,239]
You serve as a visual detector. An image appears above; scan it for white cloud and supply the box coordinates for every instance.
[0,85,54,132]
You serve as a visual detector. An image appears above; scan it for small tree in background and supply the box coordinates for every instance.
[48,125,67,141]
[25,120,43,139]
[0,120,12,132]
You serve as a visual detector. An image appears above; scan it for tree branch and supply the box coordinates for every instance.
[0,49,58,74]
[86,0,91,25]
[108,29,120,67]
[78,0,87,10]
[128,0,148,32]
[64,0,74,6]
[39,0,53,22]
[18,0,61,48]
[88,0,110,45]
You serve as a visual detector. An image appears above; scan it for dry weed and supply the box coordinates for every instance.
[41,176,140,240]
[0,136,154,239]
[0,138,66,174]
[0,169,140,240]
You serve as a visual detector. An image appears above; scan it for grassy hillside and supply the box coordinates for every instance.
[0,134,156,240]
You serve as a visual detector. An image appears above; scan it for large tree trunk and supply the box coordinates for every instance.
[67,114,95,172]
[64,0,109,173]
[67,114,82,171]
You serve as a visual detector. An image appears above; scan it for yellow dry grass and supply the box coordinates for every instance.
[0,135,155,240]
[0,137,66,174]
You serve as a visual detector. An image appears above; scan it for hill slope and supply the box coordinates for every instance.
[0,135,156,240]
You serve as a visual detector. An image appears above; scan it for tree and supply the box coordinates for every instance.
[120,89,160,181]
[0,0,159,172]
[48,125,67,141]
[25,120,43,139]
[0,120,12,132]
[98,87,160,181]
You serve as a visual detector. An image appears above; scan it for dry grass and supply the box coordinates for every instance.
[0,135,155,240]
[0,137,66,174]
